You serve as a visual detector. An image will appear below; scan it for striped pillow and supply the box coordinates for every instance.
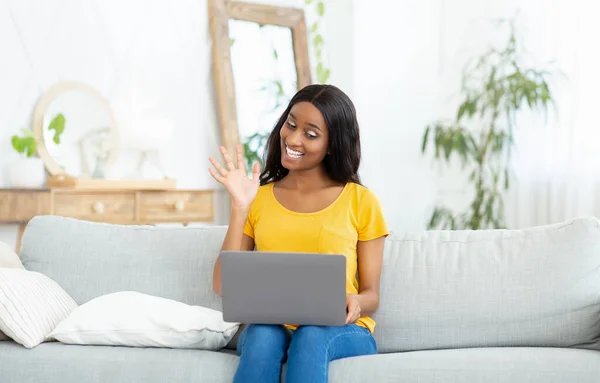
[0,241,25,341]
[0,268,77,348]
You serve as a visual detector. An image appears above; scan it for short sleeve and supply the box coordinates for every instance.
[358,189,389,241]
[243,205,255,239]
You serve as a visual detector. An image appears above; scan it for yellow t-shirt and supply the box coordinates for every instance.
[243,181,389,333]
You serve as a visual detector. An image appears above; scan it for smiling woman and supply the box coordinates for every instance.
[260,84,362,186]
[208,83,389,383]
[281,102,329,170]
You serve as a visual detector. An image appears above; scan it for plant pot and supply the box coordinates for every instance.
[9,157,46,188]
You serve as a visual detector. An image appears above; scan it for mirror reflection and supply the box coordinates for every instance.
[42,90,117,178]
[228,19,298,169]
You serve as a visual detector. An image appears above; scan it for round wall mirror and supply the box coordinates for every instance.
[33,82,119,178]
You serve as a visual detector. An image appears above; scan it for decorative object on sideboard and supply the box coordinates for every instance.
[9,129,45,188]
[8,113,65,188]
[121,118,174,181]
[33,82,176,190]
[421,17,556,230]
[34,82,118,180]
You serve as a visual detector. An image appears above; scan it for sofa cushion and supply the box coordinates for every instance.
[0,241,24,269]
[20,216,227,313]
[0,241,24,341]
[328,347,600,383]
[50,291,240,350]
[372,217,600,353]
[0,341,238,383]
[1,341,598,383]
[0,268,77,348]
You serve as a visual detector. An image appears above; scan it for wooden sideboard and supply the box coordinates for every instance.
[0,188,215,251]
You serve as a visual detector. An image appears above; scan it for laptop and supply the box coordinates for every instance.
[220,251,347,326]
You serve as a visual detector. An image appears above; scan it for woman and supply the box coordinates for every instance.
[208,84,388,383]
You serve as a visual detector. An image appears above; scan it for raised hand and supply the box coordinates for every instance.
[208,144,261,210]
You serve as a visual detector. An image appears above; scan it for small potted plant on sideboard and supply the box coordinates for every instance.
[9,128,46,188]
[8,113,65,188]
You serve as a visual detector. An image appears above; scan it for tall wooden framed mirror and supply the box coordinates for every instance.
[208,0,312,168]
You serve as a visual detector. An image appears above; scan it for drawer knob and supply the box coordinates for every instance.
[173,200,185,211]
[92,201,105,214]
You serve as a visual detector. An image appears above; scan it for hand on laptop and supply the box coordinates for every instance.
[208,144,261,209]
[346,294,361,324]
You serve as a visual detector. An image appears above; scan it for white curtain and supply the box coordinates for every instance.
[505,0,600,228]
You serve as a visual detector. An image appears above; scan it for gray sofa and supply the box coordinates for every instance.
[1,215,599,382]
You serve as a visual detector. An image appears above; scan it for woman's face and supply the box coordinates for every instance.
[279,101,329,171]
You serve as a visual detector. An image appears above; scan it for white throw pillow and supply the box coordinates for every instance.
[0,268,78,348]
[50,291,240,350]
[0,241,24,269]
[0,241,23,341]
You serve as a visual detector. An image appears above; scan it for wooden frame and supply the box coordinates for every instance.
[208,0,312,157]
[33,81,120,176]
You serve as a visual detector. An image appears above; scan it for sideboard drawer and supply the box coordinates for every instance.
[53,192,136,223]
[139,191,214,223]
[0,191,50,222]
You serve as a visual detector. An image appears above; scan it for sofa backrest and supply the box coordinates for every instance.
[20,216,228,314]
[20,215,600,353]
[372,216,600,353]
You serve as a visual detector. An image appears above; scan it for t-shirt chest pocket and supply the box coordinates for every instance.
[317,225,357,256]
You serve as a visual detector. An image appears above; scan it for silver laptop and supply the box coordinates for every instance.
[220,251,347,326]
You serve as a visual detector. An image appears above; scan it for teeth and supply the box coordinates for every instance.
[286,146,303,158]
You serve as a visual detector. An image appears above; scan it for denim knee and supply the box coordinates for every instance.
[237,324,289,358]
[292,326,325,344]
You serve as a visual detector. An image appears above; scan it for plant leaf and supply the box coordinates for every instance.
[421,126,430,153]
[11,135,22,153]
[313,34,323,48]
[318,68,330,83]
[23,137,36,157]
[48,113,66,144]
[317,1,324,16]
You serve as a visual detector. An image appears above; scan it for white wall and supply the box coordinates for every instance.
[351,0,599,233]
[0,0,353,249]
[352,0,445,234]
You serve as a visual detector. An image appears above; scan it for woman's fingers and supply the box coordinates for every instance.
[346,302,354,324]
[220,146,236,171]
[251,162,260,181]
[209,156,228,177]
[345,297,361,324]
[208,167,225,184]
[236,144,246,173]
[348,309,359,324]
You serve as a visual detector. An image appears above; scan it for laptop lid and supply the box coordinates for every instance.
[220,251,347,326]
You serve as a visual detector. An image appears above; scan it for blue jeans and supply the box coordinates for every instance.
[233,324,377,383]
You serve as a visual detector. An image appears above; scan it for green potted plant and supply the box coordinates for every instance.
[8,113,65,188]
[421,18,555,230]
[9,128,45,188]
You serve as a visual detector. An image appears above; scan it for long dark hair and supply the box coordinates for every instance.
[259,84,361,186]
